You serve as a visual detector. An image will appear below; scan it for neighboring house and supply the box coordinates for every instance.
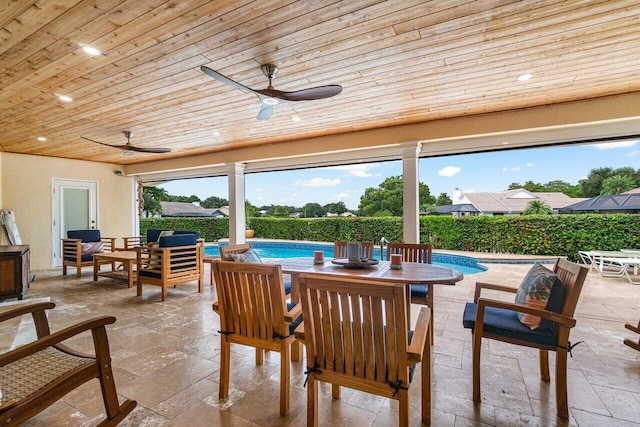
[289,212,302,218]
[559,188,640,214]
[160,202,229,217]
[435,188,586,216]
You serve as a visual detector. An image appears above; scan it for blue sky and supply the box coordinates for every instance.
[159,140,639,210]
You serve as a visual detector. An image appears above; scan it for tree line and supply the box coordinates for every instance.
[142,166,640,218]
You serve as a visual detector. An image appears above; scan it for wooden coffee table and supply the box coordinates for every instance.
[93,251,137,288]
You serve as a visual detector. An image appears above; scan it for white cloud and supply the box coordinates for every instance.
[332,191,352,199]
[625,150,639,158]
[438,166,461,177]
[593,140,638,150]
[328,164,378,178]
[526,162,535,168]
[511,166,520,172]
[502,167,509,172]
[295,177,340,187]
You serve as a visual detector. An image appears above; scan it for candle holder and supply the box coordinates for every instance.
[314,250,325,264]
[390,253,402,270]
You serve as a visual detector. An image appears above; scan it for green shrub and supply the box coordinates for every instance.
[140,214,640,261]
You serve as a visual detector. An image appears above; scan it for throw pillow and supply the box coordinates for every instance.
[156,230,174,242]
[81,241,104,255]
[514,263,566,330]
[230,248,262,263]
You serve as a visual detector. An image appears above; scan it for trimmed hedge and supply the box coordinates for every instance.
[140,214,640,261]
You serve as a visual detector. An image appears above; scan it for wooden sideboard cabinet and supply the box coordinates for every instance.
[0,245,30,301]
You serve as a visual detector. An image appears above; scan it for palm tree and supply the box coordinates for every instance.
[523,200,553,215]
[600,175,636,195]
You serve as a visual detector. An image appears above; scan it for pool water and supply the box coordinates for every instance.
[205,242,486,275]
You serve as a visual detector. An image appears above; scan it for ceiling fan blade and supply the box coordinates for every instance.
[258,85,343,102]
[81,136,127,149]
[200,66,255,94]
[128,146,172,153]
[256,103,273,120]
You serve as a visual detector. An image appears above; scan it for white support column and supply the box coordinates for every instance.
[227,162,247,244]
[401,142,422,244]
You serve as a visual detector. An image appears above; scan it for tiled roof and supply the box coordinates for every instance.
[560,193,640,212]
[460,189,586,214]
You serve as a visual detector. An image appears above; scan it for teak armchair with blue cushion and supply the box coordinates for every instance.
[462,258,588,419]
[297,274,432,426]
[62,230,115,278]
[121,229,201,250]
[136,234,204,301]
[220,243,292,297]
[0,302,136,425]
[211,260,303,416]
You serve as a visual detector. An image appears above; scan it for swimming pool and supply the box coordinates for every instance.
[205,241,487,275]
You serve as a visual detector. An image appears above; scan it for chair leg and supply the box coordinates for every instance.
[63,264,67,275]
[307,375,318,427]
[280,341,291,416]
[256,347,263,365]
[399,390,410,427]
[331,383,341,399]
[427,284,434,345]
[161,285,167,301]
[472,330,482,402]
[556,349,569,418]
[219,337,231,398]
[422,326,432,424]
[292,340,303,362]
[539,349,550,381]
[76,265,82,278]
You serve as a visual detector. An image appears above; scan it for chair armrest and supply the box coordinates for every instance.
[0,316,116,367]
[474,281,517,303]
[476,298,576,328]
[407,307,430,363]
[293,322,305,340]
[0,302,55,323]
[212,301,219,313]
[284,303,302,322]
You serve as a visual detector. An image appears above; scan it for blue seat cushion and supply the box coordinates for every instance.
[64,254,94,262]
[286,303,303,336]
[284,281,291,295]
[173,230,200,239]
[410,284,428,300]
[67,229,100,242]
[159,234,197,247]
[462,302,558,347]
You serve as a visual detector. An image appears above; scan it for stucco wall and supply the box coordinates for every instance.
[1,152,135,270]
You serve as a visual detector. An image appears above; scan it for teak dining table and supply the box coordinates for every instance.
[273,258,464,342]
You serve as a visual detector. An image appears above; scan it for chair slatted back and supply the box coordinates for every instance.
[219,243,253,261]
[334,241,375,259]
[553,258,589,318]
[299,274,410,386]
[212,261,289,340]
[387,243,432,264]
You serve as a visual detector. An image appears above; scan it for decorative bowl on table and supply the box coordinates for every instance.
[331,258,379,269]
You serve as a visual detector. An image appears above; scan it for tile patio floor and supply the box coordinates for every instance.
[1,260,639,426]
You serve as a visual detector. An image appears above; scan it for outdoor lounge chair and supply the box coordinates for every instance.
[136,234,204,301]
[0,302,136,425]
[62,230,115,278]
[462,258,588,418]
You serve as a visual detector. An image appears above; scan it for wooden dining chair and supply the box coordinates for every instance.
[297,274,432,426]
[333,241,375,259]
[387,242,434,342]
[624,318,640,352]
[0,302,136,425]
[211,260,303,416]
[462,258,588,418]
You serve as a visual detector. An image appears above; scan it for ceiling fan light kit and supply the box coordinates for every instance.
[200,64,342,120]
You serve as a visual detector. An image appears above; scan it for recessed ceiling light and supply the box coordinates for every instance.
[517,73,532,82]
[292,115,301,122]
[37,137,47,141]
[82,46,101,56]
[212,131,220,136]
[123,150,135,156]
[58,95,73,102]
[501,142,509,145]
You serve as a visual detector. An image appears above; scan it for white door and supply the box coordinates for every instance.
[52,179,98,267]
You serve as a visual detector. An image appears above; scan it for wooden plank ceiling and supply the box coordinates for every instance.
[1,0,639,165]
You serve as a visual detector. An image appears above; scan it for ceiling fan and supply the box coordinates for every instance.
[81,131,171,154]
[200,64,342,120]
